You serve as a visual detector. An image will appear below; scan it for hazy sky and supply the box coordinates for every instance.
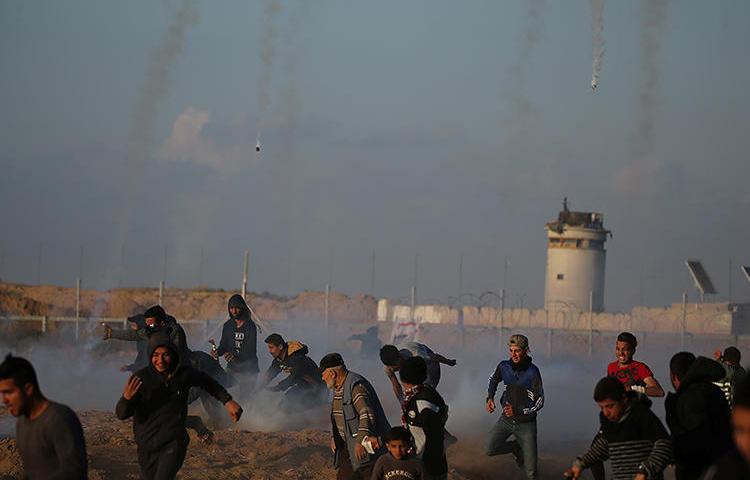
[1,0,749,312]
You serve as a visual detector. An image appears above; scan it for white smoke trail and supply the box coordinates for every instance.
[256,0,281,153]
[590,0,605,90]
[615,0,669,193]
[503,0,546,133]
[111,0,199,286]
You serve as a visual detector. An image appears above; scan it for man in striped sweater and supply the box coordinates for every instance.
[564,377,672,480]
[320,353,390,480]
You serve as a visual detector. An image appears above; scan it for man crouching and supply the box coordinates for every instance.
[116,332,243,480]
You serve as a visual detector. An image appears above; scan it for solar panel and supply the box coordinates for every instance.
[685,260,718,295]
[742,265,750,283]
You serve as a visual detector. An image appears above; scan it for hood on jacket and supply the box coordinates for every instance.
[143,305,167,325]
[680,356,726,390]
[286,340,308,357]
[228,294,251,320]
[147,331,180,374]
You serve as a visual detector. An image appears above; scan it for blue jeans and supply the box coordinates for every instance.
[485,416,538,480]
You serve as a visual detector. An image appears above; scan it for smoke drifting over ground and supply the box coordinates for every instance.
[1,304,708,479]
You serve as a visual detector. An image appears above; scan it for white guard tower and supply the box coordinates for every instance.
[544,198,611,312]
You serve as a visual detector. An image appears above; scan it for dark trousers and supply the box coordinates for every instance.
[336,448,374,480]
[138,439,188,480]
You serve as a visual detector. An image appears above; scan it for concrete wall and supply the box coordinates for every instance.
[378,299,750,336]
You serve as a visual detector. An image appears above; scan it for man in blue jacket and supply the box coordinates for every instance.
[485,334,544,480]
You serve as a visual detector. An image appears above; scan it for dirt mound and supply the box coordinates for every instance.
[0,282,377,324]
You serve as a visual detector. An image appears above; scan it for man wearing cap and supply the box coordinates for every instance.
[320,353,391,480]
[485,334,544,480]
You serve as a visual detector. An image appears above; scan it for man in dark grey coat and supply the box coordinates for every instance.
[0,354,87,480]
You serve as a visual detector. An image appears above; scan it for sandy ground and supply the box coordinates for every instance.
[0,408,586,480]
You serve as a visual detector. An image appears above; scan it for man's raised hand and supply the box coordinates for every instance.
[123,375,142,400]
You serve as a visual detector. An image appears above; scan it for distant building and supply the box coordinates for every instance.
[544,198,611,312]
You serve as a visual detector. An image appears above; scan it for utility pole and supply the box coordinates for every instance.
[413,253,419,304]
[79,245,84,281]
[162,245,168,287]
[729,257,733,303]
[242,249,249,300]
[681,292,688,350]
[588,290,594,359]
[198,246,204,287]
[324,283,330,331]
[75,278,81,342]
[36,243,43,285]
[458,253,465,349]
[119,243,125,287]
[370,249,376,296]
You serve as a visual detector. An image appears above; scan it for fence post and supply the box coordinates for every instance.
[325,284,330,332]
[75,278,81,342]
[41,316,47,334]
[681,292,688,350]
[588,290,594,359]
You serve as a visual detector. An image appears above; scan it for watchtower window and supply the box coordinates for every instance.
[556,273,564,280]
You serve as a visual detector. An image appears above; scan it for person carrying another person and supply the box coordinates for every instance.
[260,333,326,412]
[212,294,259,402]
[665,352,732,480]
[0,354,88,480]
[320,353,390,480]
[485,334,544,480]
[115,332,242,480]
[379,342,456,403]
[563,377,672,480]
[371,426,425,480]
[399,356,449,480]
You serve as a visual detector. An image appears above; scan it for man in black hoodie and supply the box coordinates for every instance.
[104,306,190,362]
[400,356,449,480]
[212,294,259,402]
[116,332,242,480]
[665,353,732,480]
[260,333,326,412]
[704,375,750,479]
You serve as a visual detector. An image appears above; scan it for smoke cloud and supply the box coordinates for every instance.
[590,0,605,89]
[504,0,546,133]
[110,0,199,289]
[256,0,281,146]
[615,0,669,194]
